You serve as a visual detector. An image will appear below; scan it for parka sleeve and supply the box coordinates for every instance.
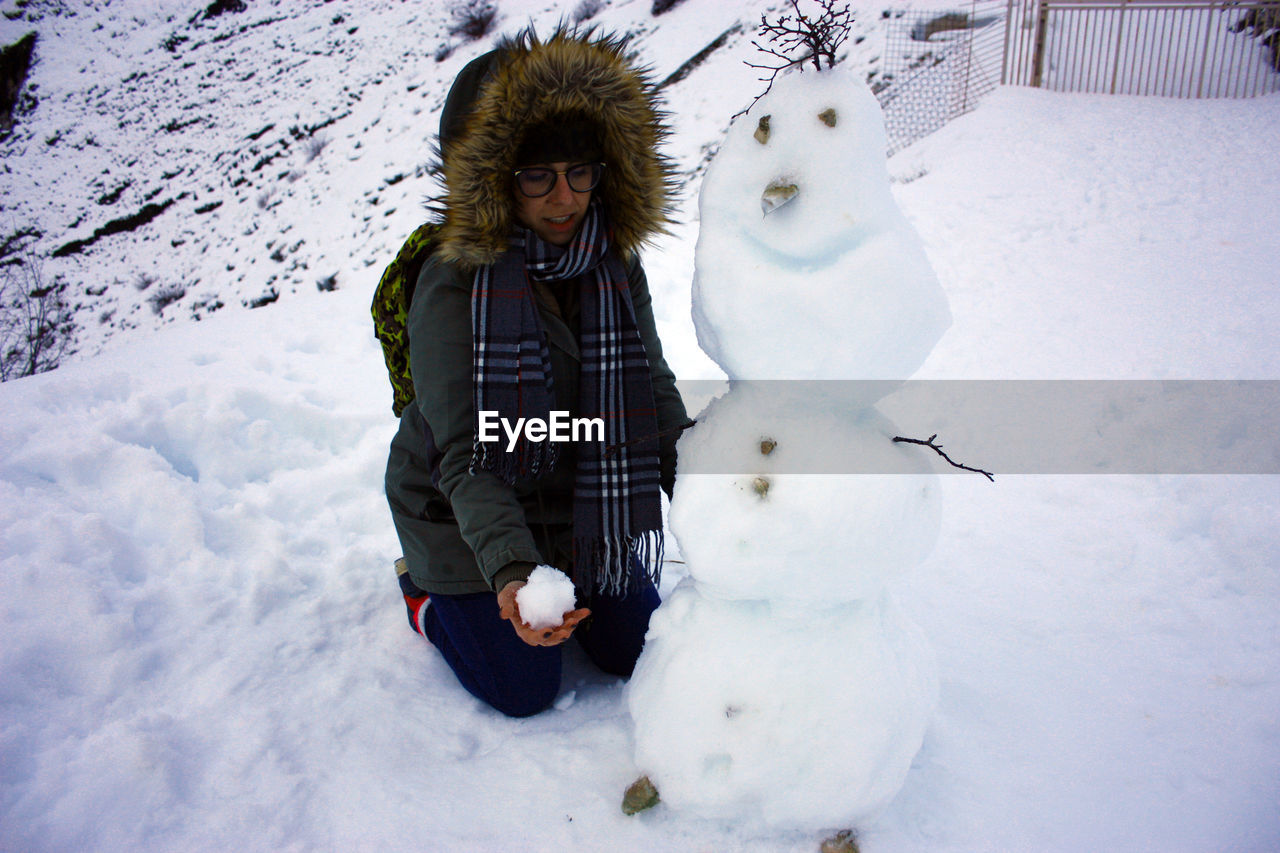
[625,253,689,498]
[408,256,544,588]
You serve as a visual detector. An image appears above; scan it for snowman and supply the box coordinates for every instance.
[625,65,951,834]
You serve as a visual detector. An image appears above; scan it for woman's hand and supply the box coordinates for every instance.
[497,580,591,647]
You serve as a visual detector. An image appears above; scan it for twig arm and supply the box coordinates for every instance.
[892,433,995,481]
[604,419,699,458]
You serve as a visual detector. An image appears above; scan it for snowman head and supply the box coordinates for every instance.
[691,66,950,381]
[702,67,898,265]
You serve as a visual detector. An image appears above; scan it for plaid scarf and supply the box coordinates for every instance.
[470,201,663,594]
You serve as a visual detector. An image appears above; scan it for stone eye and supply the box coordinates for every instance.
[818,108,837,127]
[754,114,771,144]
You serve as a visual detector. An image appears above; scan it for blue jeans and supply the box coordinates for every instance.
[421,582,661,717]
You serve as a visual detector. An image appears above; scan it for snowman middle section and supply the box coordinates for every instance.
[669,382,941,603]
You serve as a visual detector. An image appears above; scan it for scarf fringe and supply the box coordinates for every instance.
[470,436,560,484]
[574,529,664,596]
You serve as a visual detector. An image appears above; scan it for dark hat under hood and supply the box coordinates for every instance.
[434,27,678,270]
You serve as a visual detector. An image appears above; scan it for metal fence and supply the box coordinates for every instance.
[876,0,1279,154]
[1005,0,1280,97]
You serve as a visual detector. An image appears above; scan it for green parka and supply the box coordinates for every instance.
[384,29,687,596]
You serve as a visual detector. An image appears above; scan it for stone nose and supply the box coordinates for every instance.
[762,179,799,215]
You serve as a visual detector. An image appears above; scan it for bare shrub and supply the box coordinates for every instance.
[449,0,497,41]
[737,0,854,116]
[200,0,247,21]
[573,0,605,22]
[245,286,279,309]
[147,284,187,315]
[1232,6,1280,71]
[1,248,74,381]
[304,132,329,163]
[751,0,853,74]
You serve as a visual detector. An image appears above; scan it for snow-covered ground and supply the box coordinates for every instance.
[3,2,1279,851]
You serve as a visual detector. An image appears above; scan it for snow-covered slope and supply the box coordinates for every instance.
[0,0,892,371]
[2,0,1279,850]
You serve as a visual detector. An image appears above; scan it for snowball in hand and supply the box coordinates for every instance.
[515,565,577,629]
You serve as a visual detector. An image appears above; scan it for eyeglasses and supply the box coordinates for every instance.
[512,162,606,198]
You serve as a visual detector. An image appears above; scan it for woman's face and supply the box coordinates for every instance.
[513,162,593,246]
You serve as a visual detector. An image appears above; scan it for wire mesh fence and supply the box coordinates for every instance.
[876,0,1009,155]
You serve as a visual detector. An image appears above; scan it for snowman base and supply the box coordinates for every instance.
[819,830,860,853]
[626,581,937,832]
[621,775,860,853]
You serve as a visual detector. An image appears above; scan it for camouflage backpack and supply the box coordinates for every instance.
[371,221,443,417]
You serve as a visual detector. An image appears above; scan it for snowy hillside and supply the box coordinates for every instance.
[1,0,906,370]
[2,0,1279,850]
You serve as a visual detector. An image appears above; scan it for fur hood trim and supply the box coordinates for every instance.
[435,28,678,270]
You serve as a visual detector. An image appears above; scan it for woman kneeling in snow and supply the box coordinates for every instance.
[383,28,687,717]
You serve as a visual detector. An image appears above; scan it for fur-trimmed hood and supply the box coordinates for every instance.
[434,28,678,270]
